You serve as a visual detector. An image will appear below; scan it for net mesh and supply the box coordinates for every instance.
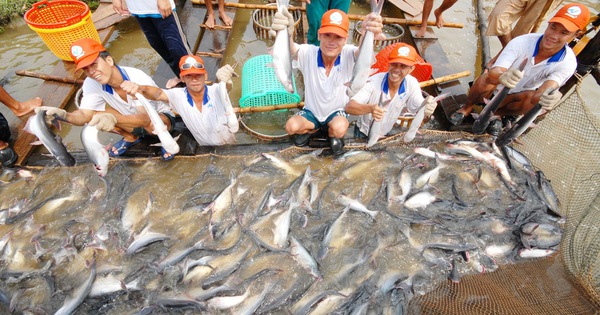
[407,86,600,313]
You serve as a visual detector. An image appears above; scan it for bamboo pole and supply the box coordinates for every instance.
[200,24,233,30]
[191,0,464,28]
[15,70,84,85]
[234,71,471,113]
[197,51,224,58]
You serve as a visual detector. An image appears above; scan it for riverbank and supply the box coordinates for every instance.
[0,0,98,32]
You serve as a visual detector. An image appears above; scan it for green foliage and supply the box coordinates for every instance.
[0,0,99,31]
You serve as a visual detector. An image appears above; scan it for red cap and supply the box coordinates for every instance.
[179,55,206,77]
[388,43,419,66]
[318,9,350,38]
[548,3,590,32]
[70,38,106,70]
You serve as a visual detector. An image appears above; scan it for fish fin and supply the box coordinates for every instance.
[30,140,43,146]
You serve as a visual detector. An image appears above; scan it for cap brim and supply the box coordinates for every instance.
[389,58,416,66]
[180,68,207,77]
[74,52,100,71]
[318,26,348,38]
[548,17,580,32]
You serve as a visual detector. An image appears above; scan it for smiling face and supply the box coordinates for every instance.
[182,73,207,93]
[387,62,414,85]
[82,56,115,85]
[541,22,578,52]
[318,32,347,60]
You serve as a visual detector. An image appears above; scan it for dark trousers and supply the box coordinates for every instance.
[0,112,11,142]
[135,14,189,78]
[306,0,351,45]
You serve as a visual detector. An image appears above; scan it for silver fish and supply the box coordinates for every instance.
[81,124,109,177]
[337,194,378,219]
[135,92,179,155]
[403,191,436,210]
[272,0,294,93]
[26,110,76,166]
[55,260,96,315]
[289,236,323,280]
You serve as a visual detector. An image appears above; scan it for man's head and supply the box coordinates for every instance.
[548,3,590,33]
[318,10,350,59]
[179,55,207,91]
[387,43,419,83]
[70,38,107,71]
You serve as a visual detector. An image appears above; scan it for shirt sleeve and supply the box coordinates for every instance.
[351,81,376,105]
[405,76,425,114]
[78,80,107,112]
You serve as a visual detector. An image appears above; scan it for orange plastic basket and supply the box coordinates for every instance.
[24,0,100,61]
[371,43,433,82]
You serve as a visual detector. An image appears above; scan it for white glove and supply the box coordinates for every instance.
[216,64,235,84]
[89,113,117,132]
[34,106,67,125]
[539,89,562,111]
[498,67,523,89]
[422,96,437,117]
[268,8,294,38]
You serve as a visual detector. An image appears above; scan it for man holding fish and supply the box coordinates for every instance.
[271,7,384,155]
[35,38,177,160]
[449,3,590,135]
[120,55,240,146]
[345,43,438,146]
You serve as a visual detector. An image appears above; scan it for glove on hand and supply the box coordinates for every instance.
[539,89,562,111]
[34,106,67,125]
[498,67,523,89]
[268,8,294,38]
[89,113,117,132]
[422,95,437,117]
[216,64,235,84]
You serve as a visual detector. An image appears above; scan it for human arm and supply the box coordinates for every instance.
[534,81,561,111]
[112,0,130,16]
[346,100,385,121]
[120,81,169,104]
[34,106,95,126]
[157,0,173,18]
[216,64,237,90]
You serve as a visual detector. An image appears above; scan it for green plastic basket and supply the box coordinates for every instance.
[239,55,301,108]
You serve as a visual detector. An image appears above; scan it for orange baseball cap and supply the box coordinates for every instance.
[548,3,590,32]
[318,9,350,38]
[70,38,106,70]
[388,43,419,66]
[179,55,206,77]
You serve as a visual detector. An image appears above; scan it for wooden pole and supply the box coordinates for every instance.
[191,0,464,28]
[15,70,84,85]
[418,70,471,88]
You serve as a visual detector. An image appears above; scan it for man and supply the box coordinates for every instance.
[35,38,176,160]
[271,9,383,154]
[415,0,458,38]
[0,87,43,167]
[449,3,590,135]
[120,55,239,146]
[112,0,190,88]
[346,43,437,140]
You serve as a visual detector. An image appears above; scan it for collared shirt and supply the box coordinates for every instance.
[296,44,358,122]
[494,33,576,94]
[164,83,238,146]
[79,66,171,115]
[351,72,424,137]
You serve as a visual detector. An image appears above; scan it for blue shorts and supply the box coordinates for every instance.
[297,109,348,130]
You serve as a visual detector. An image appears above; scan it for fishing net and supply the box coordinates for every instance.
[407,86,600,313]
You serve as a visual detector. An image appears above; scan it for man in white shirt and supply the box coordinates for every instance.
[120,55,239,147]
[271,9,383,154]
[449,3,590,135]
[35,38,176,159]
[346,43,437,140]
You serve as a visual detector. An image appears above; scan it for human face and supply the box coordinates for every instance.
[182,73,206,93]
[82,56,113,85]
[387,62,414,85]
[541,22,578,52]
[318,33,347,59]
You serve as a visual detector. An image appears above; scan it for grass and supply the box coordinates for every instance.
[0,0,98,32]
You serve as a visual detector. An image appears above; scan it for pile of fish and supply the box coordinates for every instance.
[0,138,563,314]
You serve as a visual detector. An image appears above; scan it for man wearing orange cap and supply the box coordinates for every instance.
[35,38,176,160]
[271,9,383,154]
[449,3,590,135]
[346,43,437,141]
[120,55,239,146]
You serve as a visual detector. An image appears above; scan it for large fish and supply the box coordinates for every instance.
[347,0,385,97]
[472,58,528,134]
[271,0,294,93]
[81,124,109,177]
[366,91,389,148]
[405,92,450,142]
[26,110,76,166]
[55,260,97,315]
[135,92,179,155]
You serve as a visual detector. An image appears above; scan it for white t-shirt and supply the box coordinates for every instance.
[494,33,577,94]
[352,72,424,137]
[125,0,176,17]
[79,66,172,115]
[164,83,238,146]
[296,44,357,122]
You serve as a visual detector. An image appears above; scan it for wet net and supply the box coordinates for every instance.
[408,87,600,313]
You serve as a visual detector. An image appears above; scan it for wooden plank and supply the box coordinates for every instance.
[388,0,421,17]
[14,4,119,166]
[403,0,423,13]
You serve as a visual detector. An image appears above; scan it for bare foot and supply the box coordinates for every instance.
[166,77,181,89]
[415,24,427,38]
[434,9,444,28]
[219,11,232,26]
[14,97,43,117]
[206,14,215,29]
